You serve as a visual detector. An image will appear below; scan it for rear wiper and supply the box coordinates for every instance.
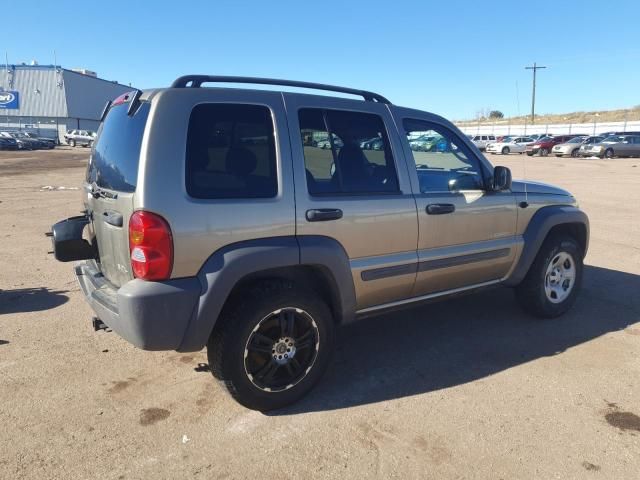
[90,183,118,200]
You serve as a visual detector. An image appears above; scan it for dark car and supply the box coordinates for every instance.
[23,132,56,149]
[7,132,45,150]
[0,136,19,150]
[526,135,578,156]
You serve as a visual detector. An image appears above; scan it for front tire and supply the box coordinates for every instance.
[502,146,510,155]
[207,281,335,411]
[604,148,614,159]
[69,139,76,147]
[515,235,583,318]
[539,148,549,156]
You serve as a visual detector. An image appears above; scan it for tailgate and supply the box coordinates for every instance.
[84,96,150,287]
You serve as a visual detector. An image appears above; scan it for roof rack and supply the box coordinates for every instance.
[170,75,391,104]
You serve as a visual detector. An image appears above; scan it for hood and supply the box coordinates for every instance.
[511,180,572,196]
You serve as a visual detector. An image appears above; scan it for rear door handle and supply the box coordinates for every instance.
[426,203,455,215]
[306,208,343,222]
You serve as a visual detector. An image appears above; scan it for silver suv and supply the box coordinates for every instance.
[64,129,95,147]
[51,76,589,410]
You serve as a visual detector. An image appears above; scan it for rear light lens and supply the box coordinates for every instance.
[128,211,173,281]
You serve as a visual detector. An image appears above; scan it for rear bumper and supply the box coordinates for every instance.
[75,261,201,351]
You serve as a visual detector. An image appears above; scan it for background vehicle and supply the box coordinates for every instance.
[316,135,343,149]
[486,136,534,154]
[580,135,640,158]
[50,76,589,411]
[552,136,601,157]
[23,132,56,149]
[409,133,445,151]
[0,136,19,150]
[471,134,496,151]
[64,129,95,147]
[526,135,578,156]
[1,131,43,150]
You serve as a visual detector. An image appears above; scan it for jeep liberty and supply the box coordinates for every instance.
[50,76,589,410]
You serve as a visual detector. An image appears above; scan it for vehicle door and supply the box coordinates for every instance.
[632,136,640,156]
[284,94,418,311]
[391,108,520,296]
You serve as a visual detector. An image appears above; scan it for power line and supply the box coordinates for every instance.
[525,62,547,123]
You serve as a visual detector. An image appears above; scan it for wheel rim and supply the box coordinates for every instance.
[541,148,548,156]
[244,307,319,392]
[571,149,578,157]
[544,251,576,304]
[605,149,613,158]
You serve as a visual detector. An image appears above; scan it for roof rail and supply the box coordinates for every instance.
[170,75,391,104]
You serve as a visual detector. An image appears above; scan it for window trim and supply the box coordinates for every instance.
[184,102,279,201]
[402,118,489,194]
[298,106,401,197]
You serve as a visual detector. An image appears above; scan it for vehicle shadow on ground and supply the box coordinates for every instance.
[271,265,639,415]
[0,287,69,315]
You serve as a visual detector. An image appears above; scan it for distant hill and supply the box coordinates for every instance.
[456,106,640,126]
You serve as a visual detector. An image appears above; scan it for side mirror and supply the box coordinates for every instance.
[492,166,512,191]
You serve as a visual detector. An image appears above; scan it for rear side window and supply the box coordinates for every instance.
[299,108,399,195]
[185,104,277,199]
[87,102,150,192]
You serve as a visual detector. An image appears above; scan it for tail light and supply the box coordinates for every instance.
[128,211,173,281]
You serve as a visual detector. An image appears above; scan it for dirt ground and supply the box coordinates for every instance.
[1,147,639,480]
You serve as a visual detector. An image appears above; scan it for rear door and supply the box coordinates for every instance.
[85,99,151,286]
[284,94,418,310]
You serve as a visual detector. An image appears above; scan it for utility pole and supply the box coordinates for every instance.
[525,62,546,123]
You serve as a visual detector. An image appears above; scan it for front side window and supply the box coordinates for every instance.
[185,104,277,199]
[404,119,485,193]
[299,108,399,195]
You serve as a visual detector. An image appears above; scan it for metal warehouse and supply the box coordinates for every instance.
[0,64,132,142]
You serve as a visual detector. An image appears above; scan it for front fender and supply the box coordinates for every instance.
[504,205,589,286]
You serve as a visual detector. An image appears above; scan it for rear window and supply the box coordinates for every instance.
[87,102,150,192]
[185,104,277,199]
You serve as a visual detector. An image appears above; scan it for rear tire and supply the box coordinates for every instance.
[515,235,583,318]
[207,281,335,411]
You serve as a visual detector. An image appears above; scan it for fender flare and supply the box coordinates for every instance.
[177,235,356,352]
[504,205,589,286]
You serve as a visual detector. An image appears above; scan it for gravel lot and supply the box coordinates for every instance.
[1,147,639,479]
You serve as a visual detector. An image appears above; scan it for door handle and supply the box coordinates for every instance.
[306,208,343,222]
[426,203,455,215]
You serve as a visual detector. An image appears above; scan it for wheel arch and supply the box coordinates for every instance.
[505,205,589,287]
[176,236,356,352]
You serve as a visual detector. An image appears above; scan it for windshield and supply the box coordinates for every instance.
[567,137,584,143]
[603,136,624,143]
[538,136,552,142]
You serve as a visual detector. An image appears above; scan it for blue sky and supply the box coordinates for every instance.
[6,0,640,119]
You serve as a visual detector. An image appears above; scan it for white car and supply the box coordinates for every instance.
[485,136,535,155]
[471,134,496,151]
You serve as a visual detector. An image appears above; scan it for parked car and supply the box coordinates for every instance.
[64,129,96,147]
[0,135,19,150]
[50,76,589,411]
[316,135,344,149]
[360,136,384,150]
[552,136,602,157]
[580,135,640,158]
[599,131,640,139]
[23,132,56,149]
[1,131,43,150]
[409,134,445,151]
[526,135,578,156]
[471,134,496,151]
[528,133,552,142]
[486,136,535,154]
